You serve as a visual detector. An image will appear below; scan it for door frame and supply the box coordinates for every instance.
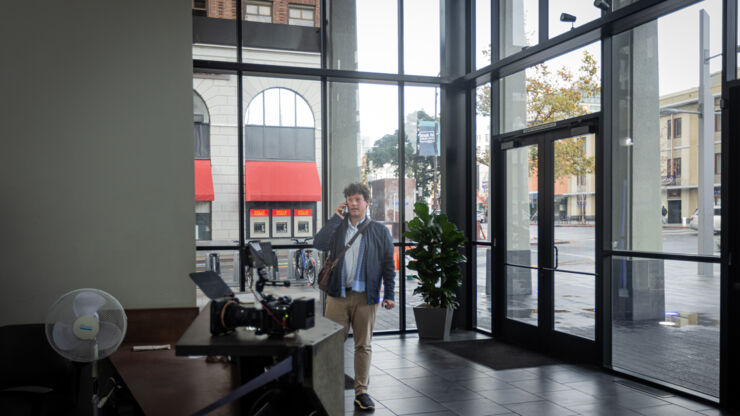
[493,114,601,363]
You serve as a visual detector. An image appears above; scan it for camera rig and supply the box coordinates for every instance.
[189,241,315,337]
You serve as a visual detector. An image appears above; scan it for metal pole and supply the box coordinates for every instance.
[698,9,714,276]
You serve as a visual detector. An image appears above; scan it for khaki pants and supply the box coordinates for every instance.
[325,291,378,395]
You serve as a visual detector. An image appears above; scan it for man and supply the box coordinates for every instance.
[314,182,395,411]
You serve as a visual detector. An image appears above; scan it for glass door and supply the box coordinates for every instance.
[550,134,596,340]
[499,120,598,359]
[504,141,540,326]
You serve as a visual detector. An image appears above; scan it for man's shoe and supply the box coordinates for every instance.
[354,393,375,410]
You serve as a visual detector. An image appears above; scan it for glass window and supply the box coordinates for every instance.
[548,0,601,39]
[500,42,601,134]
[193,0,207,16]
[243,77,322,242]
[288,5,315,27]
[476,83,491,240]
[714,153,721,175]
[403,0,440,76]
[404,251,420,330]
[612,257,719,397]
[404,85,441,215]
[194,91,211,159]
[673,117,682,138]
[475,245,493,332]
[476,0,491,69]
[192,0,237,62]
[194,70,239,247]
[245,1,272,23]
[195,249,240,306]
[499,0,539,59]
[329,0,398,73]
[329,81,399,241]
[196,202,212,241]
[612,0,722,257]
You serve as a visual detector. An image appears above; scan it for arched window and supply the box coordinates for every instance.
[193,91,210,159]
[193,91,212,240]
[246,88,314,128]
[244,88,315,161]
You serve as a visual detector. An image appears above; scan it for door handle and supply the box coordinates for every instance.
[554,245,559,270]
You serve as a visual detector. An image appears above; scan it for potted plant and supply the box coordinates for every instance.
[404,202,467,339]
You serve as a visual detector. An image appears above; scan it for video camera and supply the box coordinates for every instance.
[189,241,315,337]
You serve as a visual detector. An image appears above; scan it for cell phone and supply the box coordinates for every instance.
[342,205,349,215]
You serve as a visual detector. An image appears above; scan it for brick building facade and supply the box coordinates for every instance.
[199,0,320,27]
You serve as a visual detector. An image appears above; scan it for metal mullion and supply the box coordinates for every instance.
[196,245,240,252]
[541,132,554,333]
[600,33,613,368]
[321,77,328,223]
[192,59,444,85]
[468,0,475,73]
[492,0,500,65]
[398,82,406,332]
[719,0,737,406]
[236,0,246,292]
[320,0,327,70]
[398,0,404,76]
[539,0,548,45]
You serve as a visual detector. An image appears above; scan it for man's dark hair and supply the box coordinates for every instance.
[344,182,370,202]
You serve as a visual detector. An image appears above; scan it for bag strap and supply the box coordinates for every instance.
[328,219,371,266]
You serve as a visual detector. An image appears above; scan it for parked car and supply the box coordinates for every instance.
[689,206,721,234]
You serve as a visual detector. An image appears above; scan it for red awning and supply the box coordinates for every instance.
[194,160,214,201]
[244,161,321,202]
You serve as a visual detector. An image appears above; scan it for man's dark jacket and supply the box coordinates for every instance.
[314,214,395,305]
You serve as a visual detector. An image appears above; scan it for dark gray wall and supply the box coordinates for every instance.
[0,0,195,325]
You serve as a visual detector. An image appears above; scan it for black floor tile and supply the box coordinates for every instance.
[379,396,448,415]
[476,387,543,405]
[422,385,484,403]
[440,397,512,415]
[503,400,578,416]
[535,388,602,407]
[367,384,424,401]
[457,376,514,392]
[637,404,712,416]
[510,378,573,394]
[566,402,644,415]
[345,333,723,416]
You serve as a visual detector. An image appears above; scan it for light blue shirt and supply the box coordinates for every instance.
[340,216,368,296]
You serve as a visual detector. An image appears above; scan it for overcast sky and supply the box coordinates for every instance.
[354,0,725,143]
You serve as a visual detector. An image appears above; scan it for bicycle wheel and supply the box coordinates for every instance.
[306,260,316,286]
[294,251,304,280]
[246,267,254,289]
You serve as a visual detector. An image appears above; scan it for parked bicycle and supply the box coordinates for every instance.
[292,237,317,286]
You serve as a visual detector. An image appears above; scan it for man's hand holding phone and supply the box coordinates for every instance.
[335,202,349,219]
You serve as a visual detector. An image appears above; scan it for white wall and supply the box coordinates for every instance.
[0,0,195,325]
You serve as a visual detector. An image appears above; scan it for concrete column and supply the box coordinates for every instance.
[501,0,532,296]
[327,2,360,210]
[611,23,665,320]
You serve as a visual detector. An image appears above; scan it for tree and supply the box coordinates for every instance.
[476,50,598,170]
[477,50,599,222]
[363,110,439,205]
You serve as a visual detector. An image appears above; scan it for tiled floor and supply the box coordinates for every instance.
[342,331,732,416]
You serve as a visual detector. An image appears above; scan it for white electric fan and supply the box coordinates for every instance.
[45,288,127,416]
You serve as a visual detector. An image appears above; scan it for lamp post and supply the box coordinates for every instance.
[659,10,717,276]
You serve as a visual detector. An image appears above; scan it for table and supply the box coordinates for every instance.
[175,303,345,416]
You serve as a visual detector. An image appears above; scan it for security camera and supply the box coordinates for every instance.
[593,0,610,11]
[560,13,576,23]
